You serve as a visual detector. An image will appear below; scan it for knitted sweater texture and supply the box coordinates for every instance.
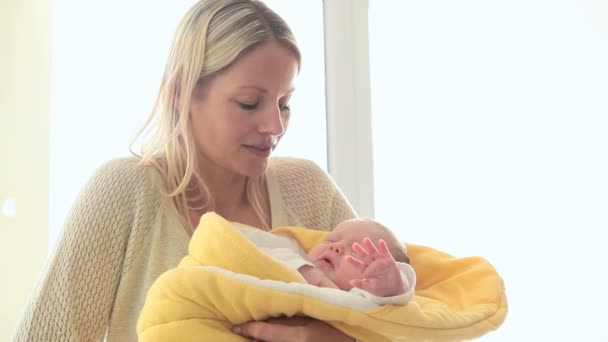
[12,156,356,341]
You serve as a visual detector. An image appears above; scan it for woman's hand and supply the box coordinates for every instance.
[233,316,355,342]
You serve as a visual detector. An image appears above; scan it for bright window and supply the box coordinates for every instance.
[369,0,608,340]
[49,0,326,248]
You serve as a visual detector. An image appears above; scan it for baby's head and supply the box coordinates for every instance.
[307,218,409,291]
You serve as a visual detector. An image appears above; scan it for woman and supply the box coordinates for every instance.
[13,0,357,341]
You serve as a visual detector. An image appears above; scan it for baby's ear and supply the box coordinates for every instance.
[392,245,410,264]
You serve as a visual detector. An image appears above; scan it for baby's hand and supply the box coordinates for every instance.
[347,238,405,297]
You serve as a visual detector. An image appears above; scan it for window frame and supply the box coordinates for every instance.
[323,0,375,217]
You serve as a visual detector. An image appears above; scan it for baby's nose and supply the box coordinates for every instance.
[329,244,343,255]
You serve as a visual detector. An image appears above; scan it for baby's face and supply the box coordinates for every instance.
[307,219,394,290]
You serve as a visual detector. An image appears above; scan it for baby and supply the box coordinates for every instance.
[245,218,416,305]
[300,219,413,301]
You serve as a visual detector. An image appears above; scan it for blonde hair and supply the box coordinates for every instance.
[130,0,301,233]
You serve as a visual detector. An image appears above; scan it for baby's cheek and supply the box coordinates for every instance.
[307,246,323,259]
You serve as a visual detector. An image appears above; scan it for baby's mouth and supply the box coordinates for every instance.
[318,257,333,269]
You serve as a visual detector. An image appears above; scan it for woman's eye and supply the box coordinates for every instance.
[238,102,258,110]
[280,103,291,111]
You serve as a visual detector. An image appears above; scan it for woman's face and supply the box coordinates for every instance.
[189,40,299,178]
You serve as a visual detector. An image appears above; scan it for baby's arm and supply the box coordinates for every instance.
[298,265,339,289]
[347,238,406,297]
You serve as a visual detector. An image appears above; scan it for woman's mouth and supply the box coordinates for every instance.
[243,144,273,158]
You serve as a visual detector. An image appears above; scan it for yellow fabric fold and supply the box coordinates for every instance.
[137,212,507,341]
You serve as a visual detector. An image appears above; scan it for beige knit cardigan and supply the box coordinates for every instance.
[12,156,356,342]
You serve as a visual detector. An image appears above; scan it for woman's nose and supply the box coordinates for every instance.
[329,243,343,255]
[258,105,285,136]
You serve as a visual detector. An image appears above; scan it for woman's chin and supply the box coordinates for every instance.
[239,159,270,178]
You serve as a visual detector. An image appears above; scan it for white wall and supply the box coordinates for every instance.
[0,0,51,340]
[369,0,608,340]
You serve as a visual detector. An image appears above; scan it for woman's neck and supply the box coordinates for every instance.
[197,162,248,211]
[187,160,268,229]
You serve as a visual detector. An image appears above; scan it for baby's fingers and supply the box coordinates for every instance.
[352,242,370,259]
[377,239,393,258]
[363,238,381,255]
[346,255,365,270]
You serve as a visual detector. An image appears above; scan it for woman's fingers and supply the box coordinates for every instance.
[233,317,355,342]
[233,321,293,341]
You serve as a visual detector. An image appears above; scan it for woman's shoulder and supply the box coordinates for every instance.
[84,156,162,203]
[92,156,157,184]
[94,156,149,175]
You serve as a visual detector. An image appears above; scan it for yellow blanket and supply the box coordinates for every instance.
[137,213,507,341]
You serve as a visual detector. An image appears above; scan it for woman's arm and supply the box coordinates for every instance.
[234,317,356,342]
[11,159,146,341]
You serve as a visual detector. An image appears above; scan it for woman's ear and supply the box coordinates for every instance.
[161,74,182,126]
[191,77,211,101]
